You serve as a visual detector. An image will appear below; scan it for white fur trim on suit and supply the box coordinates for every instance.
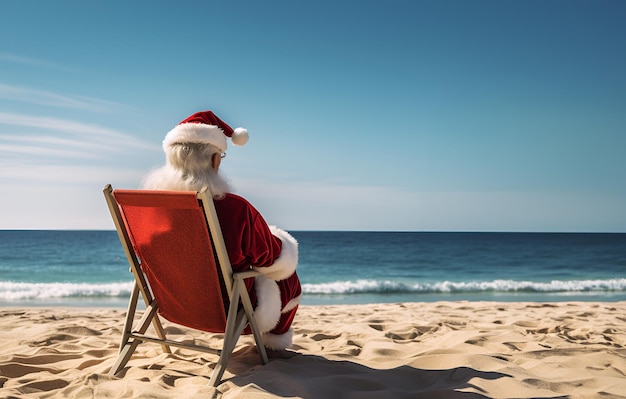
[253,226,298,281]
[282,295,301,313]
[253,275,282,333]
[162,123,228,152]
[262,328,294,350]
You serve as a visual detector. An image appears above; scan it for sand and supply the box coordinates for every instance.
[1,302,625,398]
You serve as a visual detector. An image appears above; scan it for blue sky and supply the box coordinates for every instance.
[1,1,624,232]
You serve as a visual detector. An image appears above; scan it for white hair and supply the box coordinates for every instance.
[141,142,233,198]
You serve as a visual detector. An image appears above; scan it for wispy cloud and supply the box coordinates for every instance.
[0,134,137,158]
[0,162,146,186]
[0,111,158,152]
[0,52,77,72]
[0,83,126,112]
[0,143,100,160]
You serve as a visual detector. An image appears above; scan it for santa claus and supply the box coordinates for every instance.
[142,110,301,352]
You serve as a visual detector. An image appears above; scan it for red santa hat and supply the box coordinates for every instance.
[162,110,249,152]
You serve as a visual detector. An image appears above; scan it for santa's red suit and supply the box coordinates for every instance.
[141,110,301,350]
[213,193,301,350]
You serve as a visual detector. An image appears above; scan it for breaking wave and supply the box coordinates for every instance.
[301,278,626,295]
[1,278,625,301]
[0,281,134,301]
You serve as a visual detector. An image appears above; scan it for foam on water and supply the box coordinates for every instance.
[3,278,623,302]
[0,281,133,300]
[301,278,626,295]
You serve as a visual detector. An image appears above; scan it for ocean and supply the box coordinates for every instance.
[1,230,625,307]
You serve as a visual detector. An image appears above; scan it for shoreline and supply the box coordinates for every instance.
[2,289,626,309]
[1,301,625,398]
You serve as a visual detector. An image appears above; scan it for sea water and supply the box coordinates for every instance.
[0,230,625,307]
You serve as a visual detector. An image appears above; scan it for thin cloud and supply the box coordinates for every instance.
[0,111,158,152]
[0,52,77,72]
[0,83,126,112]
[0,143,100,160]
[0,163,146,186]
[1,134,133,155]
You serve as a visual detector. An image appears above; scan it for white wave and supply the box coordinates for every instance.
[0,281,134,300]
[2,278,625,300]
[301,278,626,295]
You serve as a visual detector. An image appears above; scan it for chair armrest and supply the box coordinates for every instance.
[233,270,263,281]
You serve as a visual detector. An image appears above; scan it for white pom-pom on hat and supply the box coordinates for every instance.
[232,127,249,146]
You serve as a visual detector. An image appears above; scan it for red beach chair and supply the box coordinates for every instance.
[103,184,268,386]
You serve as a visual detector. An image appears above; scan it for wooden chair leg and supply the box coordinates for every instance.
[118,282,140,354]
[109,301,160,376]
[208,281,252,386]
[237,279,269,365]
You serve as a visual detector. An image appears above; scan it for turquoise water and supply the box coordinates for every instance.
[1,231,625,306]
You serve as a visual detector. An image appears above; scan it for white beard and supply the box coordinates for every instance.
[141,164,233,198]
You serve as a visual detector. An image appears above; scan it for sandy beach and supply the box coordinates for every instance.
[1,301,625,398]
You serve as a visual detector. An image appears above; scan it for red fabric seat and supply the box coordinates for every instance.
[113,190,228,333]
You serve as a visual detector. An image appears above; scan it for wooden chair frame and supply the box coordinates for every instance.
[103,184,268,387]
